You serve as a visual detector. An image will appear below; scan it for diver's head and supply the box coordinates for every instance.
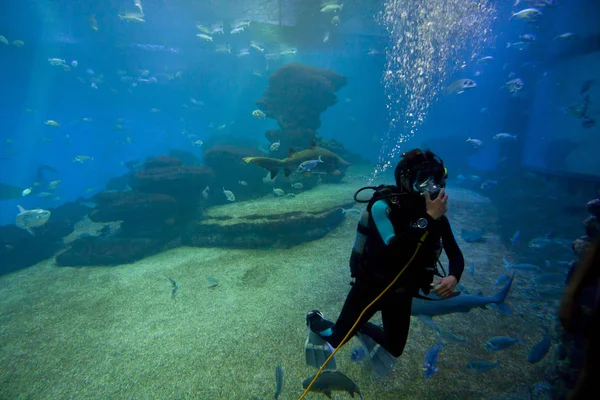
[394,148,447,198]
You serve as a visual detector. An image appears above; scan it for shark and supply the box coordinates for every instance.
[411,273,515,317]
[242,141,350,179]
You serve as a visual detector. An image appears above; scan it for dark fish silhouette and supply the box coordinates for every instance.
[242,141,350,179]
[302,370,363,399]
[274,365,283,400]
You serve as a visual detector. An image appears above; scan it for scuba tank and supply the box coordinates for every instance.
[349,185,402,279]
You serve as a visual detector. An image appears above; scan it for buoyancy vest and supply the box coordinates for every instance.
[349,185,442,292]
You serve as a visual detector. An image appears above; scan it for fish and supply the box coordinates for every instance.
[494,274,512,290]
[44,120,60,127]
[242,141,350,179]
[423,341,444,378]
[461,228,484,242]
[320,3,344,13]
[506,41,530,50]
[466,137,484,148]
[280,49,297,56]
[15,205,51,235]
[503,78,524,93]
[411,274,514,317]
[445,79,477,94]
[73,155,94,163]
[485,335,523,351]
[520,34,536,42]
[510,230,520,246]
[134,0,144,15]
[222,187,235,202]
[528,329,551,363]
[350,346,368,363]
[503,258,540,272]
[468,262,476,276]
[297,156,323,173]
[302,370,363,400]
[252,109,266,119]
[554,32,578,41]
[269,141,280,152]
[168,277,179,297]
[528,234,555,248]
[274,365,284,400]
[493,133,518,141]
[119,13,145,22]
[480,180,498,190]
[477,56,494,63]
[510,8,543,21]
[466,360,500,373]
[89,14,98,31]
[0,35,9,45]
[196,34,213,42]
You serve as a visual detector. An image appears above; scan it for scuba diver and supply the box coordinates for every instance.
[305,148,465,376]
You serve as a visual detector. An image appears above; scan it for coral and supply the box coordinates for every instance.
[256,63,348,131]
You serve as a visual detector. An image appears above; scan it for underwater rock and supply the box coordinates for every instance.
[183,182,356,248]
[202,145,272,201]
[130,156,215,201]
[90,191,179,233]
[55,236,180,266]
[256,63,347,131]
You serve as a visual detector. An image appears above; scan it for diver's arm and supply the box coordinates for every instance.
[440,216,465,283]
[371,199,433,247]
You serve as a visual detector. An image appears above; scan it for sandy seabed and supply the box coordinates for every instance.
[0,182,555,400]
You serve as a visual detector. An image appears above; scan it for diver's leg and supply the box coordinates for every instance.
[307,282,381,348]
[380,293,413,356]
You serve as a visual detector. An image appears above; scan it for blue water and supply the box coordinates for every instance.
[0,0,599,398]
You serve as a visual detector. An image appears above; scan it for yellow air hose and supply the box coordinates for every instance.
[297,231,429,400]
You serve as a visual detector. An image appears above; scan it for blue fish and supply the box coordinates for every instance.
[468,262,476,276]
[485,335,523,351]
[423,341,444,378]
[510,230,520,246]
[297,156,323,172]
[493,274,512,290]
[350,346,368,364]
[274,365,284,400]
[528,329,551,363]
[503,258,540,272]
[412,274,514,317]
[461,228,484,243]
[466,360,500,373]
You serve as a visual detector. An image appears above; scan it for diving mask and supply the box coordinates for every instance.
[413,171,445,200]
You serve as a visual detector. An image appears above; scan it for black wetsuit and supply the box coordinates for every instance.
[323,196,464,357]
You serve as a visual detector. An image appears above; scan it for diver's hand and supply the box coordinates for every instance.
[424,189,448,220]
[431,275,457,298]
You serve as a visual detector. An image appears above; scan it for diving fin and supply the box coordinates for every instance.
[356,332,396,377]
[305,330,337,370]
